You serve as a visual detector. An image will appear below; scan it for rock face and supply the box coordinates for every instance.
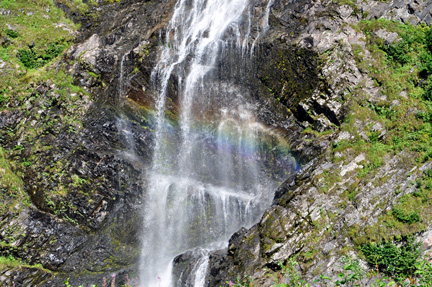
[0,0,431,285]
[363,0,432,25]
[0,0,175,285]
[206,154,432,286]
[202,0,432,285]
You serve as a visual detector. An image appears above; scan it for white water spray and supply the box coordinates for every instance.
[137,0,293,286]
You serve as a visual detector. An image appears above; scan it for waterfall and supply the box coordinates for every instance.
[137,0,294,286]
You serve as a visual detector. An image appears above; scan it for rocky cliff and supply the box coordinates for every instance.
[0,0,432,286]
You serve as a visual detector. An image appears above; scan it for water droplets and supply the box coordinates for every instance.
[138,0,293,285]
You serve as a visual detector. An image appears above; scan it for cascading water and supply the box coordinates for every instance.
[138,0,295,286]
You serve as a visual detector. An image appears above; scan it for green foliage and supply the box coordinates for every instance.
[384,40,411,65]
[0,0,16,9]
[56,0,91,14]
[392,208,420,224]
[17,48,38,68]
[224,254,432,286]
[0,0,77,105]
[423,83,432,102]
[272,259,307,287]
[44,42,66,60]
[348,20,432,162]
[371,278,395,287]
[5,29,18,38]
[0,255,22,269]
[17,42,66,69]
[425,28,432,53]
[270,257,367,287]
[0,255,50,272]
[226,276,254,287]
[0,147,29,213]
[71,175,87,187]
[359,169,432,245]
[415,259,432,286]
[360,237,420,280]
[334,256,365,286]
[0,0,93,226]
[420,52,432,77]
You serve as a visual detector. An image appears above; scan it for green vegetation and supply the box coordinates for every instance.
[0,0,95,226]
[55,0,123,17]
[6,29,18,39]
[0,147,30,213]
[323,20,432,180]
[354,20,432,162]
[223,253,432,286]
[317,18,432,242]
[356,167,432,246]
[0,255,50,272]
[0,255,23,269]
[17,42,66,68]
[287,18,432,287]
[0,0,77,93]
[361,237,420,281]
[392,207,421,225]
[63,275,135,287]
[56,0,93,14]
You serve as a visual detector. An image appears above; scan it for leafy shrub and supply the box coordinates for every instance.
[361,237,420,280]
[17,48,39,68]
[5,29,18,38]
[271,259,310,287]
[425,28,432,53]
[334,256,365,286]
[422,82,432,102]
[424,168,432,179]
[43,42,66,61]
[420,52,432,78]
[392,208,421,224]
[384,41,411,65]
[225,254,432,286]
[415,260,432,286]
[17,42,65,69]
[226,276,254,287]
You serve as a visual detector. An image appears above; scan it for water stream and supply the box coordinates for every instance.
[135,0,295,286]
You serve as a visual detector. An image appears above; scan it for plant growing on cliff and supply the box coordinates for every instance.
[226,275,254,287]
[392,208,421,225]
[17,41,66,69]
[334,256,365,286]
[271,259,306,287]
[360,237,420,283]
[414,259,432,286]
[225,252,432,286]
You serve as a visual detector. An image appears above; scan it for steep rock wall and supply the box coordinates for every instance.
[204,0,432,285]
[0,0,325,285]
[0,0,431,286]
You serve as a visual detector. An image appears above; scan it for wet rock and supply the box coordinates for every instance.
[173,250,210,287]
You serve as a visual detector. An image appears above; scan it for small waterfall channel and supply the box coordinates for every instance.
[131,0,296,286]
